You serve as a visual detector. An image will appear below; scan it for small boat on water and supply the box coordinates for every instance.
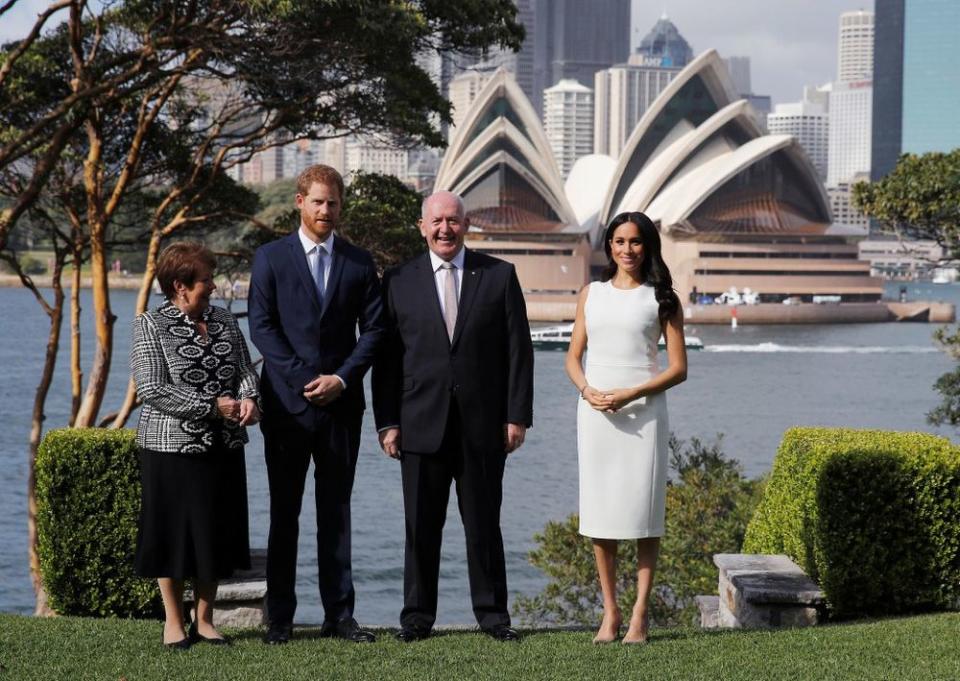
[530,324,704,351]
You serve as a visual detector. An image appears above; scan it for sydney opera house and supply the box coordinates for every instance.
[434,50,883,321]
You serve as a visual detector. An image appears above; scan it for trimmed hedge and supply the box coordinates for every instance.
[36,428,160,617]
[743,427,960,619]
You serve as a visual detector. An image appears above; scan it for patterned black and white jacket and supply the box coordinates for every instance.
[131,301,260,455]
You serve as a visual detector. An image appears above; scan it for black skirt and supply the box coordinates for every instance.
[134,445,250,581]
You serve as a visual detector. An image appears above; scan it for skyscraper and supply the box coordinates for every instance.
[635,12,694,68]
[827,10,874,186]
[872,0,960,180]
[593,55,679,157]
[543,79,594,179]
[532,0,631,117]
[838,10,875,82]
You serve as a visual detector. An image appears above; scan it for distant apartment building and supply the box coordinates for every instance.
[767,86,830,181]
[543,79,594,178]
[593,55,679,157]
[827,174,870,231]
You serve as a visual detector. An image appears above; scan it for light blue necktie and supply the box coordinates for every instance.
[313,245,326,305]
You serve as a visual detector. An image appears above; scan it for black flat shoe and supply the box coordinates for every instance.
[264,622,293,645]
[395,625,431,643]
[482,624,520,642]
[319,617,376,643]
[164,637,191,651]
[188,622,230,646]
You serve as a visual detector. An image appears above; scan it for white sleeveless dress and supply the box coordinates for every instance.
[577,281,669,539]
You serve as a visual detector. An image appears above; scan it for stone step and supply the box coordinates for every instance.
[712,553,825,629]
[184,549,267,628]
[694,595,720,629]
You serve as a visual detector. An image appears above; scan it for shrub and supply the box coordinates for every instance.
[515,436,763,627]
[743,427,960,619]
[36,428,160,617]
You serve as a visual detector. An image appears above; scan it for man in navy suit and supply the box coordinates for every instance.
[248,164,384,644]
[373,191,534,642]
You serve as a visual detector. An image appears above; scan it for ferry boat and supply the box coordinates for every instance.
[530,324,704,351]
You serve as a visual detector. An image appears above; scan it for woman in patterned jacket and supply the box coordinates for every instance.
[131,241,260,649]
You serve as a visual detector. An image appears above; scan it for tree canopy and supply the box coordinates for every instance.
[853,149,960,259]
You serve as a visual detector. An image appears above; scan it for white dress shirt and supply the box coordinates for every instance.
[298,226,334,291]
[429,247,465,316]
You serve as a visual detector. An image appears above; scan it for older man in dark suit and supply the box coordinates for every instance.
[248,164,384,644]
[373,190,534,642]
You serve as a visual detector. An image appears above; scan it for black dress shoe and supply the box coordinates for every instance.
[395,625,431,643]
[188,621,231,646]
[264,622,293,645]
[319,617,376,643]
[164,637,191,651]
[482,624,520,642]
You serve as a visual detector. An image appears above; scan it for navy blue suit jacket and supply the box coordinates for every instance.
[248,231,384,429]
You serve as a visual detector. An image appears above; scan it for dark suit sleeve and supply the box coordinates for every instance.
[372,268,403,429]
[332,252,385,388]
[247,246,317,392]
[504,265,534,427]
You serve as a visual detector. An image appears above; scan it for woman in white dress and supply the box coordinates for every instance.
[565,211,688,644]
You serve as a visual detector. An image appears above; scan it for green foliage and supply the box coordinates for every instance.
[35,428,160,617]
[743,427,960,619]
[852,149,960,258]
[515,436,763,627]
[340,172,425,272]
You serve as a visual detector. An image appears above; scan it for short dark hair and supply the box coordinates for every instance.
[155,241,216,299]
[297,164,344,201]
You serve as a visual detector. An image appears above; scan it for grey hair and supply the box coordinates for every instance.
[421,191,465,219]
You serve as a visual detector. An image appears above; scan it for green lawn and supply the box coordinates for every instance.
[1,612,958,680]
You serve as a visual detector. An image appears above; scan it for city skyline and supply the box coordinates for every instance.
[630,0,875,104]
[5,0,874,107]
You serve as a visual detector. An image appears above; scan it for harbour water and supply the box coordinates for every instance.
[0,282,955,624]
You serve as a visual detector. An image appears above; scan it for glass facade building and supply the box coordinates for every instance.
[871,0,960,180]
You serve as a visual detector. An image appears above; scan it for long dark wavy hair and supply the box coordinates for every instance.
[602,211,679,323]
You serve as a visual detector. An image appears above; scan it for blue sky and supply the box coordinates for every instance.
[3,0,875,106]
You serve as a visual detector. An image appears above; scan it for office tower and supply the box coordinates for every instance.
[723,56,751,96]
[768,86,830,181]
[872,0,960,180]
[838,10,875,82]
[634,12,693,67]
[543,79,594,179]
[593,55,679,157]
[532,0,631,117]
[828,10,873,186]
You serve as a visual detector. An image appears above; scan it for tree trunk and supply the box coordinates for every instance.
[110,233,161,428]
[27,260,66,617]
[69,243,82,425]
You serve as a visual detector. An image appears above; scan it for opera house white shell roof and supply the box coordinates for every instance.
[435,51,832,244]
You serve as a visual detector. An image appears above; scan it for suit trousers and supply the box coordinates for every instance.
[399,404,510,630]
[263,409,361,626]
